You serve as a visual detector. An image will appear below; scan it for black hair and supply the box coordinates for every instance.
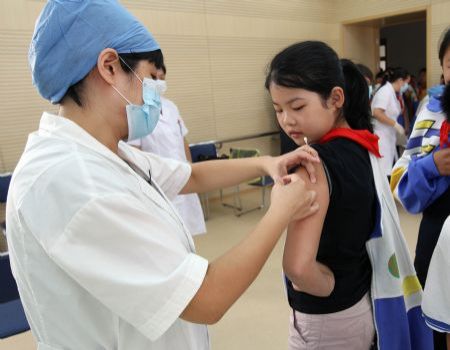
[356,64,373,83]
[62,49,164,107]
[118,50,164,73]
[439,27,450,65]
[160,63,167,75]
[265,40,373,132]
[375,70,385,80]
[442,83,450,122]
[381,67,409,86]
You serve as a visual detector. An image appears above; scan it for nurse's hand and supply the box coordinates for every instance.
[270,173,319,222]
[433,148,450,176]
[264,145,320,184]
[394,122,407,146]
[393,121,405,135]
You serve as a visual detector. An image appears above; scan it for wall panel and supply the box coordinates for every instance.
[6,1,446,172]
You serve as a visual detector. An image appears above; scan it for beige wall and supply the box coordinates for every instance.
[0,1,59,173]
[342,24,380,74]
[1,0,449,173]
[0,0,338,172]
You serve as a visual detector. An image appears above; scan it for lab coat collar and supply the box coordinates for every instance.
[38,112,137,169]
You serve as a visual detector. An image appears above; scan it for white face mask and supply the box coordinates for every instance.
[155,79,167,95]
[112,57,162,141]
[112,77,162,142]
[400,83,409,94]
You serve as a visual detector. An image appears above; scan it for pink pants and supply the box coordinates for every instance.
[288,293,375,350]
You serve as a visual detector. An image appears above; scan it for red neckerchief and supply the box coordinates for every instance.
[441,120,449,149]
[319,128,382,158]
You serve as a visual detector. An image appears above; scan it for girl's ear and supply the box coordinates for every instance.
[328,86,345,110]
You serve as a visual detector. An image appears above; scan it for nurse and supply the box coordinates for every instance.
[371,67,408,177]
[6,1,319,349]
[128,64,207,236]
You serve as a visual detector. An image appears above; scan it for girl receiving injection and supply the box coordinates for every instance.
[266,41,431,350]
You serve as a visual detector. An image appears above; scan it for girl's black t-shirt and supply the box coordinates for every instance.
[286,138,376,314]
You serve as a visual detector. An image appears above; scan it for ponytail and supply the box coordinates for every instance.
[340,59,373,132]
[381,69,390,86]
[380,67,408,87]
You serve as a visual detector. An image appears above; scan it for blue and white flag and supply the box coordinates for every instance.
[368,153,433,349]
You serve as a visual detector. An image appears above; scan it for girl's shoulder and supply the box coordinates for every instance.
[312,138,371,173]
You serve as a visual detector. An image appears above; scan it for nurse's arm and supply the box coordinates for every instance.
[183,138,192,163]
[182,156,270,194]
[282,163,335,297]
[180,175,318,324]
[373,108,396,127]
[181,147,319,194]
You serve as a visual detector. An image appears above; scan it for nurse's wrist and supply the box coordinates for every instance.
[265,206,290,228]
[266,203,292,226]
[259,155,273,176]
[393,122,405,134]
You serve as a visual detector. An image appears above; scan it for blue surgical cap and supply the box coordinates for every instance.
[29,0,160,104]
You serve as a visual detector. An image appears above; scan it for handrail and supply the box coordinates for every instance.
[190,131,279,149]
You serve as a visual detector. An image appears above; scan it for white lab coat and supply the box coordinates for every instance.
[371,82,401,177]
[129,97,206,236]
[6,112,209,350]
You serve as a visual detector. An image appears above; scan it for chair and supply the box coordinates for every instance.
[190,142,218,163]
[189,142,218,220]
[1,173,12,238]
[0,252,30,338]
[0,173,11,203]
[221,148,274,217]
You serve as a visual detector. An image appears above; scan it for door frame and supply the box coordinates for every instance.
[340,6,430,85]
